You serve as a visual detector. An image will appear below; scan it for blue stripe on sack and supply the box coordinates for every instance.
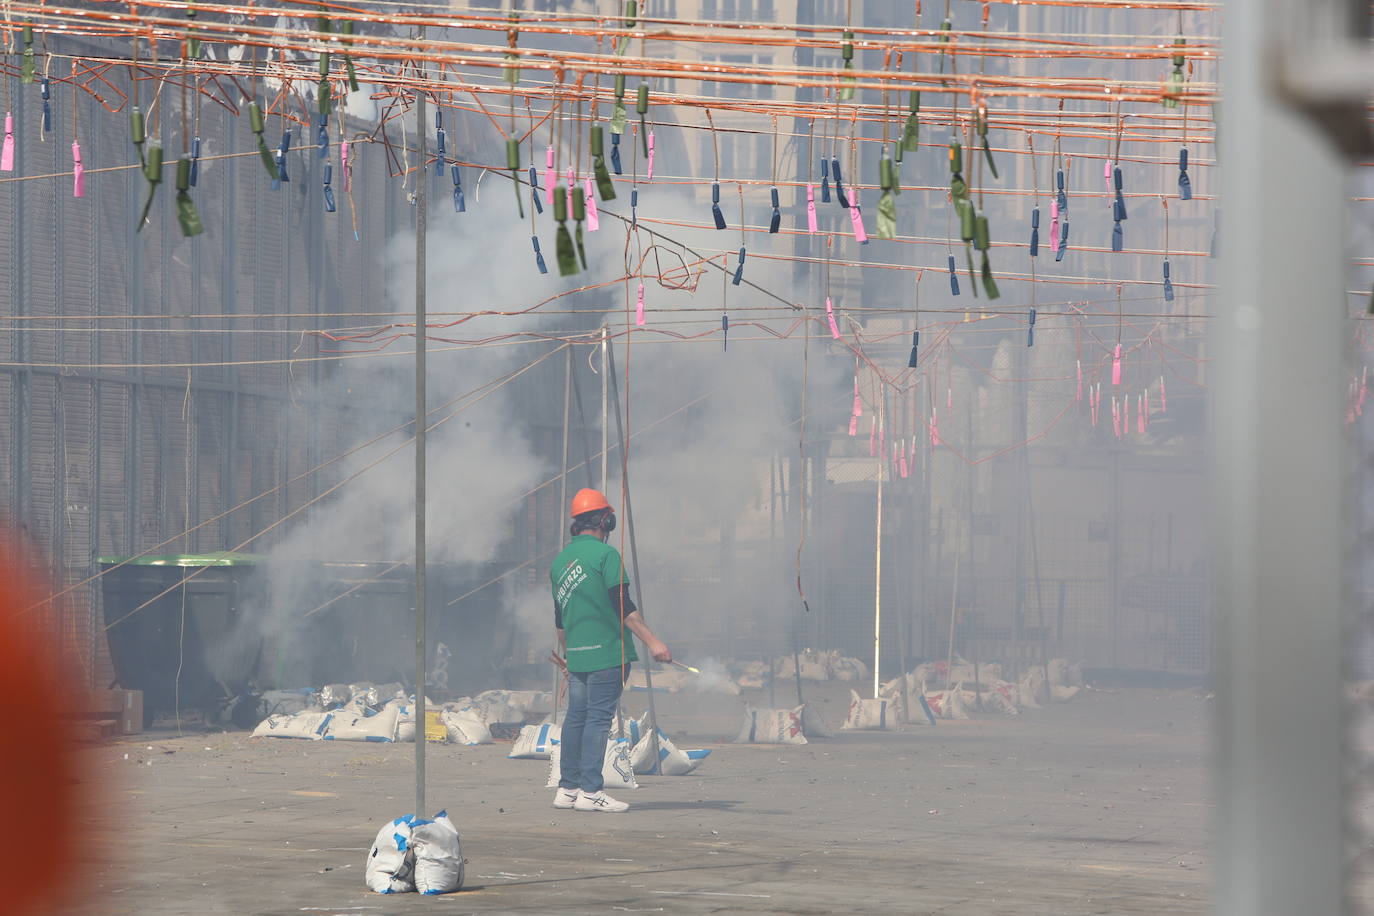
[315,714,333,735]
[879,701,887,730]
[748,711,758,743]
[364,735,392,742]
[323,735,334,741]
[394,834,407,852]
[918,695,937,726]
[686,748,711,760]
[422,889,444,895]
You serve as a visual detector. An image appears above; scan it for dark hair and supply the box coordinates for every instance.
[571,509,611,537]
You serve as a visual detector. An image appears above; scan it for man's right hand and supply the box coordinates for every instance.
[648,640,672,664]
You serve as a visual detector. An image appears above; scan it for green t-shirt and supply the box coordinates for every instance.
[551,534,639,673]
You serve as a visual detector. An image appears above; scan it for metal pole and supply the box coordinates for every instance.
[604,341,662,772]
[553,343,573,726]
[1214,0,1348,912]
[413,79,429,821]
[600,328,609,496]
[872,395,884,699]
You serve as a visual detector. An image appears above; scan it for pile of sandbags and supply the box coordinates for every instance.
[876,657,1087,721]
[364,811,464,895]
[514,712,712,777]
[728,650,869,688]
[252,700,404,742]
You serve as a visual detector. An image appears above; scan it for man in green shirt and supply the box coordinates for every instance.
[549,488,671,813]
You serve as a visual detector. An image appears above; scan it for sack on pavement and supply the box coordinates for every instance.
[630,726,707,776]
[841,690,891,730]
[325,704,400,742]
[923,682,972,720]
[251,710,332,740]
[440,709,493,746]
[411,811,464,895]
[365,815,417,894]
[508,722,561,759]
[734,705,808,745]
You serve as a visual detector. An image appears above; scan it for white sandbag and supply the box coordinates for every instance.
[630,727,706,776]
[390,703,417,742]
[1046,658,1084,689]
[1052,684,1082,701]
[411,811,464,895]
[982,683,1021,717]
[258,689,319,717]
[325,705,400,742]
[508,722,561,759]
[1019,668,1046,708]
[318,684,351,708]
[374,682,406,703]
[365,815,417,894]
[441,710,492,746]
[348,682,381,708]
[604,737,637,790]
[841,689,891,730]
[545,737,638,790]
[734,659,769,689]
[923,682,971,720]
[252,710,332,739]
[827,653,868,683]
[472,690,525,725]
[734,705,808,745]
[505,690,554,716]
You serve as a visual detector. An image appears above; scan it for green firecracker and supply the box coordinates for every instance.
[553,184,578,276]
[175,155,203,237]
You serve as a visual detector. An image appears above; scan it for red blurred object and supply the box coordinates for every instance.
[0,535,91,914]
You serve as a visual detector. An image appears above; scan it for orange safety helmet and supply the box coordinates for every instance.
[570,487,613,518]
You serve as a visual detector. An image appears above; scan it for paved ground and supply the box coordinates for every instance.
[73,684,1210,915]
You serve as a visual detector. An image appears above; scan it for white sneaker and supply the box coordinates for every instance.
[573,790,629,813]
[552,788,580,809]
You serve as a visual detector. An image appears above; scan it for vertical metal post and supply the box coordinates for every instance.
[1107,436,1121,668]
[872,394,884,699]
[1214,1,1349,912]
[553,343,573,725]
[413,79,429,821]
[604,342,661,772]
[600,328,609,496]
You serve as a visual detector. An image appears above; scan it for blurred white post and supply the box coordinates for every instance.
[1214,0,1359,912]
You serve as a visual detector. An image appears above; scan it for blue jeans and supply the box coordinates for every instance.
[559,665,627,794]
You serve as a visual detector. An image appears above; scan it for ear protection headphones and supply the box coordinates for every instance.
[571,509,616,535]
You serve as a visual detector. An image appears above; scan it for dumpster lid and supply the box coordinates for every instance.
[98,551,264,567]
